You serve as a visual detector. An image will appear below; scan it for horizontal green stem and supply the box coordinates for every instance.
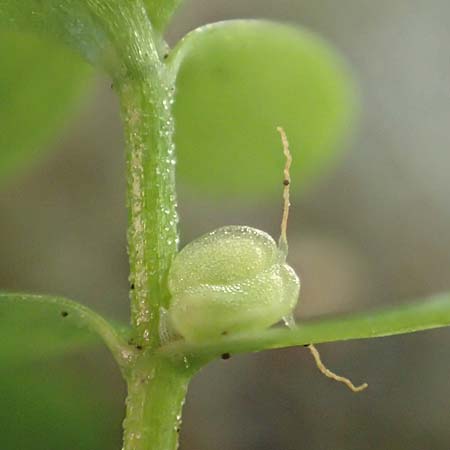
[159,294,450,362]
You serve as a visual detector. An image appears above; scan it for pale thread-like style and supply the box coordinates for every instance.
[276,126,292,257]
[276,127,367,393]
[307,344,368,393]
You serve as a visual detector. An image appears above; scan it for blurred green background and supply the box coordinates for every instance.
[1,1,450,449]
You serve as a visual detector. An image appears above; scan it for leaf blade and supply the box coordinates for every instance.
[0,292,130,366]
[0,0,159,73]
[0,1,110,65]
[0,364,121,450]
[0,31,92,182]
[171,20,358,197]
[144,0,184,32]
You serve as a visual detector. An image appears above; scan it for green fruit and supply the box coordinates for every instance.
[168,226,300,342]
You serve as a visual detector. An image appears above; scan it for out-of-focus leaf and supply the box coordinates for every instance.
[0,1,158,71]
[144,0,183,32]
[0,31,91,182]
[0,293,129,365]
[0,363,121,450]
[0,0,112,66]
[171,20,358,197]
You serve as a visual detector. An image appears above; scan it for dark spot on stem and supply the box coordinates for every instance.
[130,283,135,290]
[61,311,69,318]
[221,353,231,360]
[176,428,180,433]
[136,345,143,350]
[283,179,290,186]
[163,53,169,60]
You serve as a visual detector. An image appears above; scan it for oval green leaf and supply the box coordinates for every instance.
[0,31,91,182]
[0,1,160,73]
[0,292,129,366]
[0,1,114,66]
[0,365,120,450]
[144,0,183,32]
[171,20,358,197]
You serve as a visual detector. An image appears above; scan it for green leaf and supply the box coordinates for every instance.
[0,293,130,366]
[144,0,183,32]
[0,1,108,65]
[171,20,358,197]
[0,364,120,450]
[160,294,450,362]
[0,31,91,182]
[0,1,160,74]
[0,0,128,66]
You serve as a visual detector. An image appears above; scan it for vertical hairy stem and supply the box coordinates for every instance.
[112,3,178,348]
[118,73,178,347]
[122,357,190,450]
[107,3,187,450]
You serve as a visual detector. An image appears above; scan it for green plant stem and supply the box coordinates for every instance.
[122,357,191,450]
[112,4,184,449]
[159,294,450,362]
[116,46,178,349]
[118,59,184,450]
